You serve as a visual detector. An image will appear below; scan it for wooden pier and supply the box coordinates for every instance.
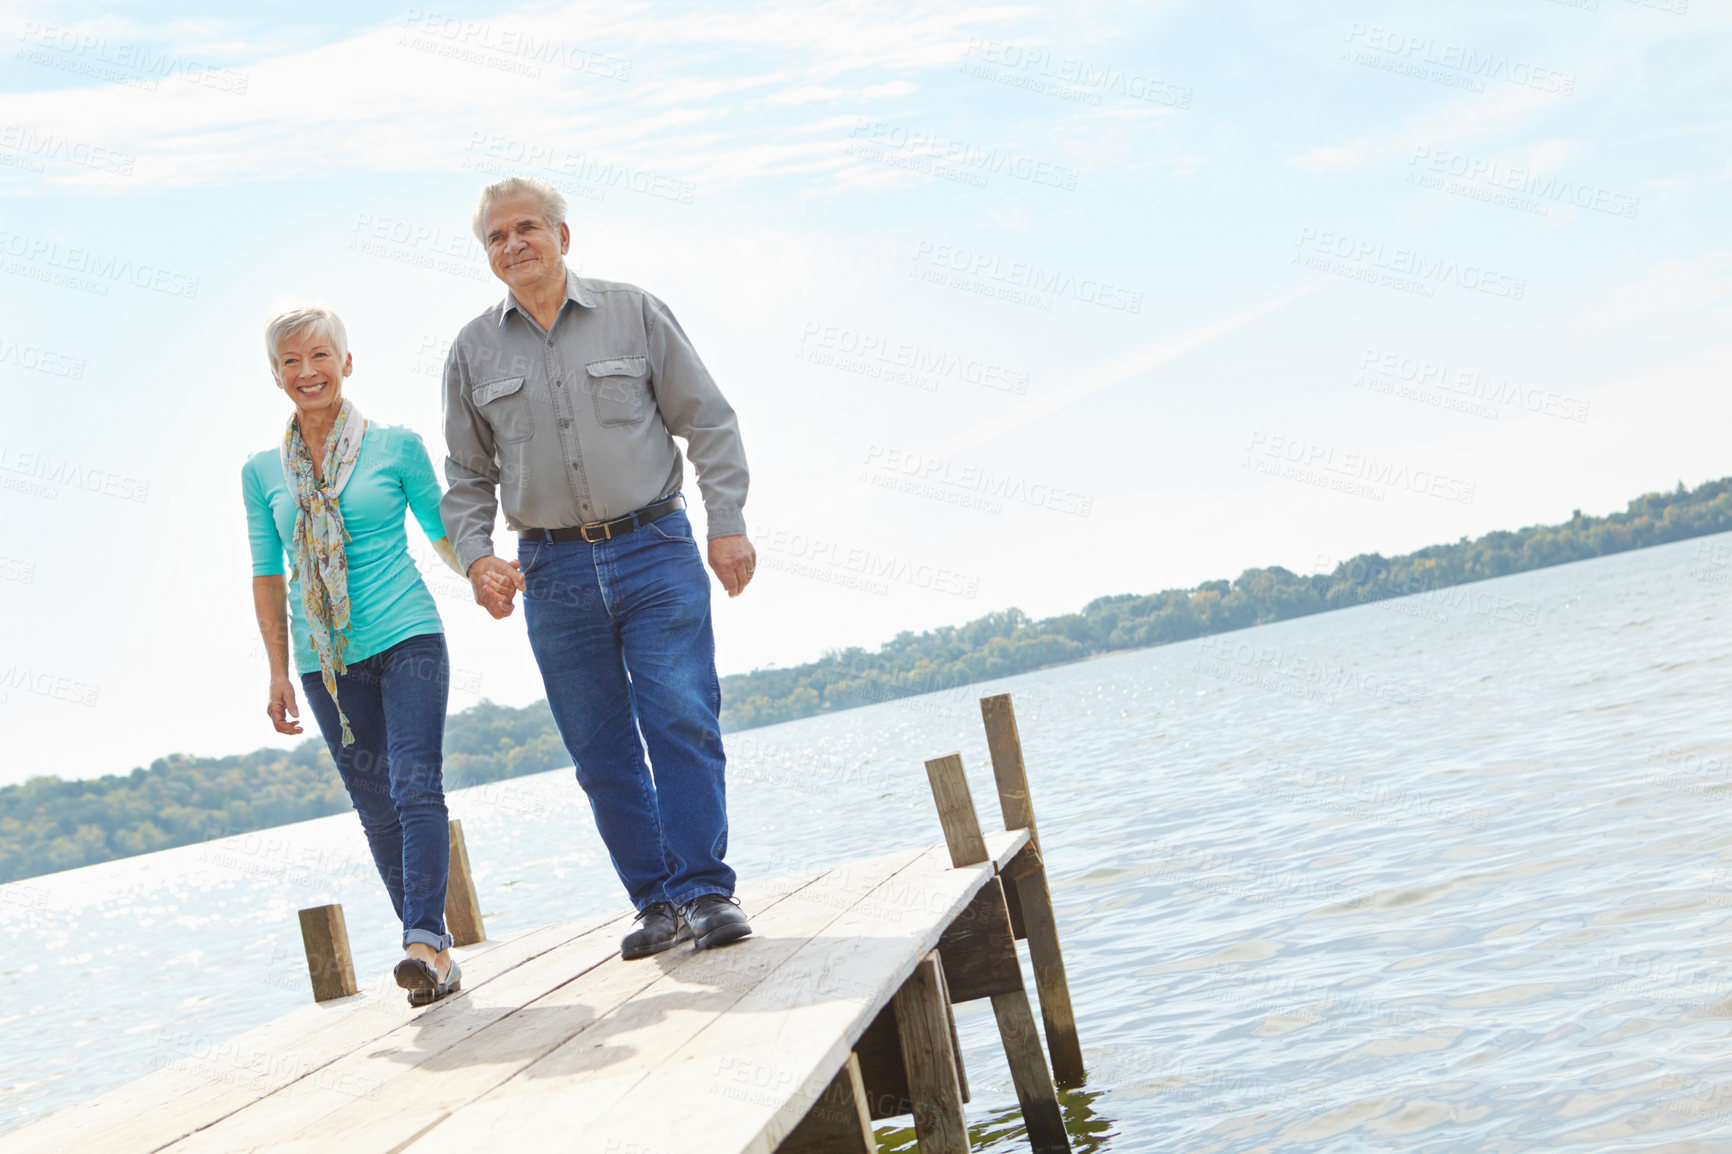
[8,695,1082,1153]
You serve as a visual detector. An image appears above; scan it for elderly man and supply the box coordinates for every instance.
[440,176,756,957]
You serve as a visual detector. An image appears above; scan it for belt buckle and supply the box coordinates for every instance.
[579,520,611,543]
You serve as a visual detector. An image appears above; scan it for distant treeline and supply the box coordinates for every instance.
[2,477,1728,884]
[715,477,1732,728]
[0,702,565,884]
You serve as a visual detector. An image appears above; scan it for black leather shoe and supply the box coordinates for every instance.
[681,894,752,950]
[621,901,690,960]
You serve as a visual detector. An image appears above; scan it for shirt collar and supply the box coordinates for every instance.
[496,265,595,327]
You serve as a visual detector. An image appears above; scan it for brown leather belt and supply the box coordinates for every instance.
[519,494,685,544]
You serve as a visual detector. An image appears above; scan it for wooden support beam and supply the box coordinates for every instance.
[979,695,1086,1088]
[922,751,1072,1152]
[937,878,1023,1003]
[893,952,970,1154]
[1000,870,1028,940]
[854,1003,911,1121]
[296,904,357,1002]
[979,694,1042,852]
[933,945,970,1106]
[856,990,971,1120]
[778,1053,875,1154]
[924,753,989,869]
[445,818,485,947]
[991,990,1069,1154]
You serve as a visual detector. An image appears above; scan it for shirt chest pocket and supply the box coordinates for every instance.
[585,356,653,427]
[473,376,533,445]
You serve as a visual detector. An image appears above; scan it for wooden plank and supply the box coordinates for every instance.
[777,1053,874,1154]
[445,818,485,947]
[984,828,1031,872]
[152,917,636,1154]
[894,952,969,1154]
[925,753,988,869]
[979,694,1041,852]
[160,870,824,1154]
[400,846,994,1154]
[2,917,609,1154]
[297,904,357,1002]
[937,877,1023,1004]
[593,848,988,1153]
[991,989,1069,1153]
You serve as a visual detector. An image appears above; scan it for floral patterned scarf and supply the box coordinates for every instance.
[281,400,367,745]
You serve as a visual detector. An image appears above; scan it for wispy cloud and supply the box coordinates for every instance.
[0,1,1028,196]
[932,277,1334,458]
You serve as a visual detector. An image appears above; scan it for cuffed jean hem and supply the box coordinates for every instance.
[404,928,455,952]
[670,886,734,911]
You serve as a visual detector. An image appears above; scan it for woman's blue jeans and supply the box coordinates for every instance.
[518,507,735,911]
[302,631,453,952]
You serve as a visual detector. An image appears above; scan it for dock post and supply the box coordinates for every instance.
[925,754,1071,1153]
[779,1052,876,1153]
[297,903,357,1002]
[893,951,970,1154]
[445,819,485,947]
[980,694,1085,1087]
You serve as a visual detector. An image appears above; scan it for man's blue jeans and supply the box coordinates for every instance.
[302,632,453,952]
[518,506,735,911]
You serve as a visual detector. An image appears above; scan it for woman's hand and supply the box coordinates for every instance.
[268,676,303,735]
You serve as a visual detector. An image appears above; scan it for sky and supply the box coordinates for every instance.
[0,0,1728,784]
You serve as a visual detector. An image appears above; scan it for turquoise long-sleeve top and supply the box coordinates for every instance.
[242,423,448,677]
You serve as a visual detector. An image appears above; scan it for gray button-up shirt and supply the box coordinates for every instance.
[440,268,749,573]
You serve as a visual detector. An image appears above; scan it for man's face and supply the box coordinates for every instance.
[481,192,570,293]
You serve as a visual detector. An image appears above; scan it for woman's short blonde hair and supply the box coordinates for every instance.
[264,306,348,380]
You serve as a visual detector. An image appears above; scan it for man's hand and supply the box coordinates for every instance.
[468,555,527,619]
[267,676,303,735]
[707,534,757,598]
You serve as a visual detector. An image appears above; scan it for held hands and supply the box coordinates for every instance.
[267,676,303,735]
[468,554,527,619]
[708,534,757,598]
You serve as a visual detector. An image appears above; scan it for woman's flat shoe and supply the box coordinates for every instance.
[394,956,461,1006]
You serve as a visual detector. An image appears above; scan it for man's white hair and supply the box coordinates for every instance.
[264,306,348,380]
[472,176,568,243]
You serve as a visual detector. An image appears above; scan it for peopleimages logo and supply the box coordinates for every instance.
[1357,349,1589,423]
[0,445,150,502]
[0,334,85,379]
[1293,227,1525,301]
[464,133,696,205]
[0,228,199,299]
[0,126,135,175]
[910,240,1142,313]
[1343,23,1576,95]
[14,21,250,94]
[848,119,1081,191]
[1244,430,1476,505]
[1408,147,1639,220]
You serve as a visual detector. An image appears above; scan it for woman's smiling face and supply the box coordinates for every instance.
[273,326,352,419]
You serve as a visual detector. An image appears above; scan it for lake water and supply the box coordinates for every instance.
[4,532,1732,1152]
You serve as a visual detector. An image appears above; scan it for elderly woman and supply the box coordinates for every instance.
[242,305,464,1006]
